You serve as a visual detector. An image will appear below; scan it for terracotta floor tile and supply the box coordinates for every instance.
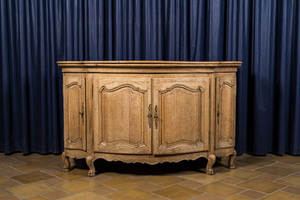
[221,168,261,180]
[127,174,149,180]
[261,191,300,200]
[43,190,71,199]
[294,171,300,176]
[288,164,300,171]
[178,180,203,189]
[40,167,63,175]
[84,174,111,182]
[60,191,106,200]
[219,177,244,185]
[179,173,225,184]
[142,175,185,187]
[240,190,267,199]
[281,186,300,195]
[240,164,261,170]
[42,177,69,185]
[238,157,275,166]
[153,197,169,200]
[0,169,24,177]
[226,195,253,200]
[91,186,117,196]
[269,155,300,164]
[100,176,145,190]
[270,162,293,168]
[0,159,24,167]
[0,180,22,189]
[7,182,55,199]
[0,176,10,183]
[101,172,122,178]
[26,196,48,200]
[12,162,50,173]
[154,185,203,200]
[11,171,55,184]
[238,178,285,194]
[276,175,300,188]
[0,195,20,200]
[192,194,223,200]
[255,166,295,176]
[136,183,162,192]
[256,173,282,182]
[0,153,299,200]
[54,170,87,181]
[197,182,245,198]
[57,179,102,194]
[0,189,10,197]
[106,189,157,200]
[0,165,11,172]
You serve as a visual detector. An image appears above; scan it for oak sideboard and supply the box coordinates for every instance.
[57,61,242,177]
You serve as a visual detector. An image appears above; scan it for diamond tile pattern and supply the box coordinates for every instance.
[0,153,299,200]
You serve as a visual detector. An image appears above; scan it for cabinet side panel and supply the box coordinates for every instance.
[215,74,236,149]
[63,74,86,151]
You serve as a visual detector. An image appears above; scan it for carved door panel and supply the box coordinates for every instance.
[152,77,210,155]
[63,74,86,151]
[93,77,152,154]
[215,74,236,149]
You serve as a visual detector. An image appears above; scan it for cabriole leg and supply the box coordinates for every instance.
[228,150,237,169]
[86,156,96,177]
[62,152,70,171]
[206,154,216,175]
[62,152,76,172]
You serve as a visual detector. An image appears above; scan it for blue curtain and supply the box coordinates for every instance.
[0,0,299,155]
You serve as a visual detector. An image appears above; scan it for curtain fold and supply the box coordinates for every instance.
[0,0,299,155]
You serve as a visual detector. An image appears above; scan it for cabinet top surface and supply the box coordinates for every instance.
[57,60,242,68]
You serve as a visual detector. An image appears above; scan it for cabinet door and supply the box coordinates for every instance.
[93,77,152,154]
[63,74,86,151]
[153,77,210,155]
[215,74,236,149]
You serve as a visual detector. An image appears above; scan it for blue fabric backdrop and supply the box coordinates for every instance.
[0,0,299,155]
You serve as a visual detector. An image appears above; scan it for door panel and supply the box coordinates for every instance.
[63,74,86,151]
[215,74,236,149]
[93,77,151,154]
[153,77,210,155]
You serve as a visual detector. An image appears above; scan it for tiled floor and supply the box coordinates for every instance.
[0,153,299,200]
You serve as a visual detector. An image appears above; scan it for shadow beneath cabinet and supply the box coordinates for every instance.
[75,157,220,175]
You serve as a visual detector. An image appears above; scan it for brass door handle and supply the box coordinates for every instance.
[154,105,158,129]
[147,104,152,128]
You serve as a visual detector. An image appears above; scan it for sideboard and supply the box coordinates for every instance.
[57,61,242,177]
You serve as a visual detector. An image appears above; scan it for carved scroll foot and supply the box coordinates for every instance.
[206,154,216,175]
[62,152,76,172]
[228,150,237,169]
[86,156,96,177]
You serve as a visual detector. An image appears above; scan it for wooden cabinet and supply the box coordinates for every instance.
[58,61,241,176]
